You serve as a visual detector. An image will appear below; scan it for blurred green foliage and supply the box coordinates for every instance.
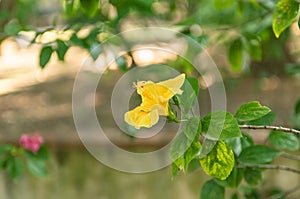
[0,0,299,75]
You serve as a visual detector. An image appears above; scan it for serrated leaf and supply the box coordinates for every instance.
[238,145,282,165]
[268,130,299,151]
[202,111,242,140]
[244,168,262,186]
[178,77,199,115]
[27,158,47,176]
[170,117,201,172]
[56,40,68,61]
[200,179,225,199]
[80,0,99,18]
[272,0,299,38]
[7,158,23,179]
[39,46,53,69]
[229,39,244,72]
[235,101,271,123]
[200,141,235,180]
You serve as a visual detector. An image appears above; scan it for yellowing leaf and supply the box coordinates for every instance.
[200,141,234,180]
[124,74,185,129]
[272,0,299,38]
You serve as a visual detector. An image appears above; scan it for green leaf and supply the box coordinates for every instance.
[226,137,242,156]
[116,56,127,71]
[245,35,262,62]
[4,21,22,36]
[27,158,47,176]
[200,141,234,180]
[268,130,299,151]
[235,101,271,123]
[178,77,199,115]
[172,163,179,177]
[202,111,242,140]
[240,134,254,149]
[170,117,201,172]
[80,0,99,18]
[56,40,68,61]
[187,158,201,173]
[238,145,282,165]
[247,112,276,126]
[272,0,299,38]
[184,141,201,169]
[63,0,81,18]
[70,34,87,48]
[90,44,102,60]
[214,0,234,10]
[25,145,49,161]
[226,134,255,156]
[0,145,13,155]
[200,179,225,199]
[39,46,53,69]
[215,164,244,188]
[228,39,244,72]
[7,158,23,179]
[244,168,262,186]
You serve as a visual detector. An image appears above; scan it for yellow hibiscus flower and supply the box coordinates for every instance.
[124,74,185,129]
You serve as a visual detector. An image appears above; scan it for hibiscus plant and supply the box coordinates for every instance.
[0,133,49,180]
[125,74,300,199]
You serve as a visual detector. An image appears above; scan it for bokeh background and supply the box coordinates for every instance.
[0,0,300,198]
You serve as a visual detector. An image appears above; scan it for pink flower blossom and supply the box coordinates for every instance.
[19,133,43,153]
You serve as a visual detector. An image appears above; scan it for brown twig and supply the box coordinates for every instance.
[282,152,300,161]
[239,125,300,136]
[237,164,300,175]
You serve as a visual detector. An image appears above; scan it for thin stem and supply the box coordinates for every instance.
[237,164,300,175]
[239,125,300,136]
[282,152,300,161]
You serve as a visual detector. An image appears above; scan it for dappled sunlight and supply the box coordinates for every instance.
[0,39,84,95]
[132,47,177,66]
